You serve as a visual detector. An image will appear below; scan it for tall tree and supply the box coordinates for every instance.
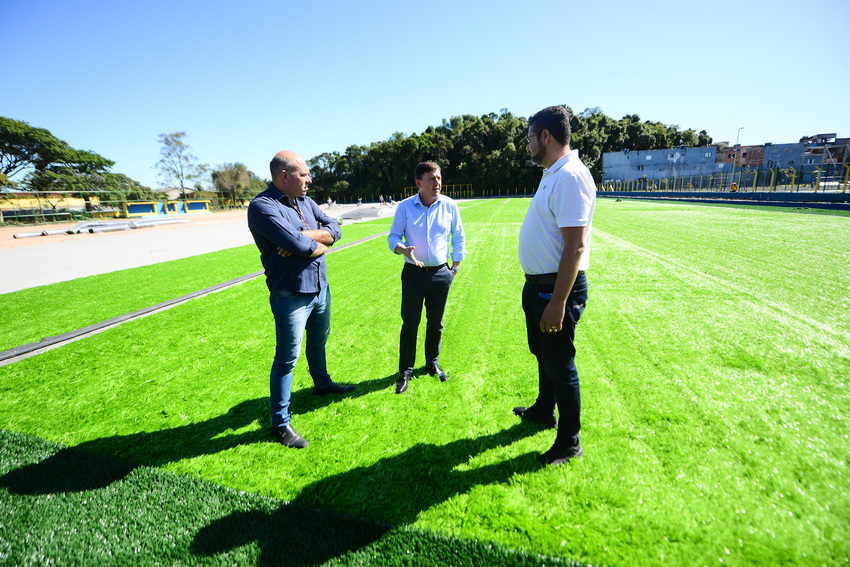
[305,108,712,196]
[0,116,117,210]
[155,132,208,199]
[105,173,155,202]
[1,116,59,178]
[0,116,111,178]
[1,116,155,215]
[23,146,120,211]
[211,162,251,205]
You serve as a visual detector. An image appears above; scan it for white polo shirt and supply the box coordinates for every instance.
[518,149,596,274]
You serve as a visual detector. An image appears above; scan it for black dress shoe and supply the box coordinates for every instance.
[427,363,448,382]
[395,370,412,394]
[538,441,583,466]
[313,381,355,396]
[513,405,558,429]
[272,425,308,449]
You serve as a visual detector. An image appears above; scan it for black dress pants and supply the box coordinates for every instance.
[522,272,588,448]
[398,263,454,374]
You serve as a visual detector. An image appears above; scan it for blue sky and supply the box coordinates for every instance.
[2,0,848,188]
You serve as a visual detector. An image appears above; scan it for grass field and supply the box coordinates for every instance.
[1,198,848,565]
[0,218,394,354]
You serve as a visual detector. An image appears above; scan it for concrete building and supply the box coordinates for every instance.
[602,146,725,182]
[602,134,848,184]
[763,143,806,169]
[800,134,849,166]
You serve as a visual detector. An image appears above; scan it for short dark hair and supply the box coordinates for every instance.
[528,106,571,146]
[270,154,296,179]
[415,161,440,181]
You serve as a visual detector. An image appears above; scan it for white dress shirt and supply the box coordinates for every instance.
[388,193,466,266]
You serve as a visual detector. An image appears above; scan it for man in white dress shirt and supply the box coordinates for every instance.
[388,162,466,394]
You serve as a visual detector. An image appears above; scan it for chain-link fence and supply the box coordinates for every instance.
[0,190,223,226]
[600,163,850,194]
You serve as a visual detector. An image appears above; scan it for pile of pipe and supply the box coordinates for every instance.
[13,217,190,239]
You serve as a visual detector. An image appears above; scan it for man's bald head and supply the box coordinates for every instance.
[270,151,306,180]
[270,150,312,199]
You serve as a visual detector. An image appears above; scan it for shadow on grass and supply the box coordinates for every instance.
[0,417,549,565]
[0,373,401,495]
[290,371,399,414]
[0,378,558,564]
[0,428,566,566]
[0,396,264,494]
[192,422,542,565]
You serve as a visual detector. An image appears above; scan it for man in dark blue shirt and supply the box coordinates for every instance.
[248,150,354,449]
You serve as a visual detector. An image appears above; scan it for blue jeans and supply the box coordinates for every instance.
[269,286,332,428]
[522,272,588,447]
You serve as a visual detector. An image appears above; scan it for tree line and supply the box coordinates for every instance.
[0,116,154,211]
[1,107,712,211]
[306,107,712,202]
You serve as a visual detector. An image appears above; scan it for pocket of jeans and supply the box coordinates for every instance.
[568,299,586,325]
[270,290,297,314]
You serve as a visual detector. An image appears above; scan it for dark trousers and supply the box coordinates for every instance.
[522,272,588,448]
[399,263,454,374]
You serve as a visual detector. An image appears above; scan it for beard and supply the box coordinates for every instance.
[530,145,546,165]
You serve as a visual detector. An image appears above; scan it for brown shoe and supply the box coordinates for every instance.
[538,442,583,466]
[513,405,557,429]
[272,425,308,449]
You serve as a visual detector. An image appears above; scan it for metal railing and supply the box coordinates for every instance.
[600,163,850,194]
[0,191,224,226]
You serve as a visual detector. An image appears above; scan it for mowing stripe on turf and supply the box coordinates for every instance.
[0,232,390,366]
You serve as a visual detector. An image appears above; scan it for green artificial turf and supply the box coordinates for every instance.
[1,198,848,565]
[0,245,258,353]
[0,429,578,566]
[0,218,396,354]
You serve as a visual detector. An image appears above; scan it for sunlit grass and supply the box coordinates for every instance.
[1,198,848,565]
[0,246,258,352]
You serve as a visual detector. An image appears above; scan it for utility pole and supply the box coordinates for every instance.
[731,126,744,189]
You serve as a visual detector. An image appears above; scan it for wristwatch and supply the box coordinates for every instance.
[450,266,458,274]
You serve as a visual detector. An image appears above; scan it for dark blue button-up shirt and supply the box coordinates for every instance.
[247,183,341,294]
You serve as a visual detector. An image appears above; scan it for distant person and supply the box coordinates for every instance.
[513,106,597,466]
[379,194,386,207]
[247,150,355,449]
[388,161,466,394]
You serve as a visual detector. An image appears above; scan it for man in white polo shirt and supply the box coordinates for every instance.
[514,105,596,466]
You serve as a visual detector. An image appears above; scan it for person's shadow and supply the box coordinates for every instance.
[1,374,547,565]
[0,372,400,495]
[192,422,542,566]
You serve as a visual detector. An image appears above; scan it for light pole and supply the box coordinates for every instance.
[731,126,744,189]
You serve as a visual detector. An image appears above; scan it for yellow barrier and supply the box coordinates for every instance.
[122,201,158,218]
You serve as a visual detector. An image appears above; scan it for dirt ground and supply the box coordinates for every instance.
[0,202,390,250]
[0,203,397,294]
[0,209,250,250]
